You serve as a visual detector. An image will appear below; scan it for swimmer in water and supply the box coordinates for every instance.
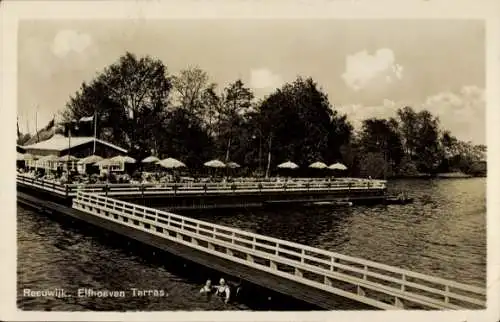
[200,279,214,300]
[215,278,231,303]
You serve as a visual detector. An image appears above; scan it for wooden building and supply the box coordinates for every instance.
[22,134,127,158]
[22,134,128,172]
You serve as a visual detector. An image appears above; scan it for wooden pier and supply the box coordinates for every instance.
[56,191,484,310]
[16,174,388,210]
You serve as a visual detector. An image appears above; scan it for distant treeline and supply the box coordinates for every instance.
[17,52,487,178]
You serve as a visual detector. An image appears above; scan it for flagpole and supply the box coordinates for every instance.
[68,122,71,181]
[35,106,40,143]
[93,111,97,154]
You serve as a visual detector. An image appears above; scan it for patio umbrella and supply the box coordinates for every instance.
[226,161,241,169]
[95,158,116,167]
[142,156,160,163]
[59,155,80,162]
[309,161,328,169]
[78,155,103,165]
[38,154,59,162]
[328,162,347,170]
[109,155,136,164]
[158,157,186,169]
[277,161,299,169]
[204,159,226,168]
[21,153,37,160]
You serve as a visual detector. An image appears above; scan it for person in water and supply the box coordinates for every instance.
[200,279,214,300]
[200,279,213,293]
[215,278,231,303]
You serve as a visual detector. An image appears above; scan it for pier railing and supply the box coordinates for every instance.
[73,191,486,310]
[17,174,386,197]
[15,175,70,195]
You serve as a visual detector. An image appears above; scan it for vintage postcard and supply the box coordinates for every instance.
[1,0,499,321]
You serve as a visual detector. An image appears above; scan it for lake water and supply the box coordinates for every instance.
[17,178,486,311]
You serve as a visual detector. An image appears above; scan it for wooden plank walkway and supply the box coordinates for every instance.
[69,191,486,310]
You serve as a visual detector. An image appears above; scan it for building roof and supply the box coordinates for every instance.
[23,134,128,153]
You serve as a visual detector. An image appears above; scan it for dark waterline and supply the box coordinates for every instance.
[17,178,486,310]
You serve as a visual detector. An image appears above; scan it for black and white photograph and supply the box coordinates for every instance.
[1,0,499,321]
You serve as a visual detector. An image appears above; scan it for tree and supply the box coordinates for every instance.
[216,79,254,161]
[413,110,442,173]
[396,107,442,173]
[62,52,172,155]
[359,118,404,176]
[397,106,419,157]
[171,66,211,116]
[159,109,214,167]
[441,130,459,158]
[359,152,388,179]
[255,77,352,169]
[199,83,223,138]
[339,135,362,177]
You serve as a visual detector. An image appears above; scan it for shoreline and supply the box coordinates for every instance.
[388,172,484,180]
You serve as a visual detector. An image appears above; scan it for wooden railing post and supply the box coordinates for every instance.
[394,297,404,308]
[331,257,337,271]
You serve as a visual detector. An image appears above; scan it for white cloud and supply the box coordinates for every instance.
[337,100,399,130]
[341,48,403,91]
[335,85,485,144]
[51,30,93,58]
[249,68,283,90]
[422,85,485,144]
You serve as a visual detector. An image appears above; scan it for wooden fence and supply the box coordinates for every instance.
[72,191,486,310]
[17,174,386,197]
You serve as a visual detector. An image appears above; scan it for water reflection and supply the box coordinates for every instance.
[191,205,354,247]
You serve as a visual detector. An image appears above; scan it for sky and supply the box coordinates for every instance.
[17,19,486,144]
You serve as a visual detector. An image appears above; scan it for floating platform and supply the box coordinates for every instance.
[17,174,389,210]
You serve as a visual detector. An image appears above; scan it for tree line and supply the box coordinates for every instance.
[18,52,487,178]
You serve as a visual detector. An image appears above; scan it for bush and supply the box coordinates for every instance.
[359,152,387,179]
[397,157,419,176]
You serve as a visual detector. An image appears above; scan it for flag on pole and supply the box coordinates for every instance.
[79,116,94,122]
